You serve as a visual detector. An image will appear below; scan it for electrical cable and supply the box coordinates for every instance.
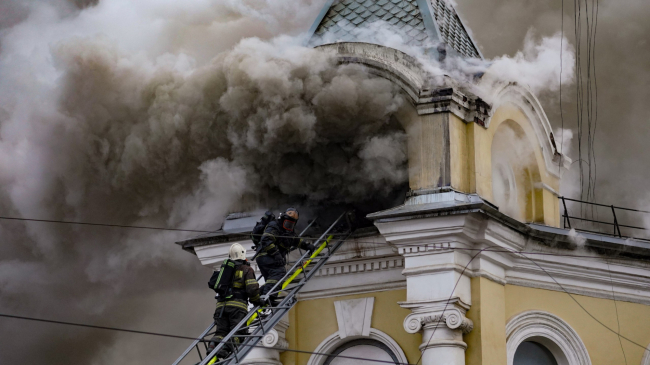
[0,313,414,365]
[414,246,493,365]
[607,260,628,365]
[412,242,650,365]
[0,216,215,233]
[558,0,564,180]
[515,247,650,353]
[1,212,647,356]
[0,212,645,259]
[2,242,649,361]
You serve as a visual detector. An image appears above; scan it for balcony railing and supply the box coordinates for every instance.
[559,196,650,241]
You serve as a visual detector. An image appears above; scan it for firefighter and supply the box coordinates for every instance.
[206,243,260,359]
[255,207,316,305]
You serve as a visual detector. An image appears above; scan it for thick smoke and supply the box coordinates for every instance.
[1,0,648,363]
[0,1,405,364]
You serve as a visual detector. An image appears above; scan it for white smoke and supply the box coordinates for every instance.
[486,30,575,94]
[568,228,587,248]
[0,0,580,363]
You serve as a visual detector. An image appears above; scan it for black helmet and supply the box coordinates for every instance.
[279,207,299,231]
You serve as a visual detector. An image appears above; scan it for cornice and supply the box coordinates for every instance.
[297,281,406,301]
[312,256,405,277]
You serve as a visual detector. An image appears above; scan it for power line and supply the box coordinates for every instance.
[414,246,491,365]
[2,244,648,361]
[0,212,633,260]
[0,313,413,365]
[607,260,627,365]
[412,243,650,365]
[0,216,215,233]
[558,0,564,180]
[0,213,637,260]
[2,214,646,355]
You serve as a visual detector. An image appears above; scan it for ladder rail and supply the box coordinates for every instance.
[260,212,345,302]
[222,234,350,365]
[171,322,216,365]
[177,212,350,365]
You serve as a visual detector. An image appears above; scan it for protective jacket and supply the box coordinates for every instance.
[257,220,310,259]
[209,260,260,309]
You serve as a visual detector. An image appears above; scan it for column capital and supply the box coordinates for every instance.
[401,298,473,335]
[241,316,289,365]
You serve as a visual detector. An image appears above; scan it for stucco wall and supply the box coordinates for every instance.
[465,277,508,365]
[472,103,560,227]
[504,284,650,365]
[282,289,420,365]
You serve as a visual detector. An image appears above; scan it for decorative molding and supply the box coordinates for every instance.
[401,298,471,332]
[334,297,374,339]
[297,281,406,301]
[506,311,591,365]
[313,257,404,277]
[487,83,566,177]
[403,306,473,335]
[505,277,650,306]
[241,316,289,365]
[422,313,474,334]
[641,345,650,365]
[307,328,409,365]
[307,297,408,365]
[260,328,289,350]
[398,242,454,255]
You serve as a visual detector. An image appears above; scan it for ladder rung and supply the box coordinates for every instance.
[177,213,352,365]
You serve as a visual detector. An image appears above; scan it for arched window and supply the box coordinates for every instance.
[506,311,591,365]
[491,119,544,223]
[324,339,400,365]
[514,341,559,365]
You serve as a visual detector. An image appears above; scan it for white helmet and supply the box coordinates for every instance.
[229,243,247,261]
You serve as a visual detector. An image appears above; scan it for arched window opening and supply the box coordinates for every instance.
[324,339,400,365]
[514,341,559,365]
[491,120,544,223]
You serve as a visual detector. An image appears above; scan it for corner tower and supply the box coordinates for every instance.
[307,0,566,227]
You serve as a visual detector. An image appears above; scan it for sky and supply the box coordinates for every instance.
[0,0,648,364]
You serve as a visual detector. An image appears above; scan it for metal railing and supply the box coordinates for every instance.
[559,196,650,240]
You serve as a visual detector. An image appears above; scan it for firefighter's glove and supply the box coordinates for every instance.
[306,243,317,254]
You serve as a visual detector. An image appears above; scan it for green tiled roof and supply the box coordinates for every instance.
[312,0,431,46]
[430,0,480,58]
[308,0,482,59]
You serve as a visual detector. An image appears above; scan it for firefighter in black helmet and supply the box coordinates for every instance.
[255,207,315,304]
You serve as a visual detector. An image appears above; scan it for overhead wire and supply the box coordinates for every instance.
[558,0,564,179]
[0,213,637,260]
[411,242,650,365]
[0,215,215,233]
[1,212,646,357]
[0,313,413,365]
[414,246,491,365]
[607,260,628,365]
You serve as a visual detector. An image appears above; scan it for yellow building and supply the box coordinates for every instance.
[177,1,650,365]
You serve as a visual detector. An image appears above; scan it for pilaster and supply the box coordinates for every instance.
[373,209,480,365]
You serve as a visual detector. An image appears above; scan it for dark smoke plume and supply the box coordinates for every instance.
[0,2,406,363]
[1,0,648,364]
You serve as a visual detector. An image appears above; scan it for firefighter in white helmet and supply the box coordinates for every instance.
[206,243,260,360]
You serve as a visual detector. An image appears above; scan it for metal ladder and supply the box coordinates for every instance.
[172,211,354,365]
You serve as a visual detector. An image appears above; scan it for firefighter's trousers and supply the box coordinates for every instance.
[208,301,248,357]
[256,254,286,297]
